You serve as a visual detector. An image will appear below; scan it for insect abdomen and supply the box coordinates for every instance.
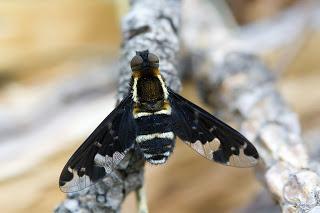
[135,114,175,164]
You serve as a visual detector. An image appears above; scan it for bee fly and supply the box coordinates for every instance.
[59,50,259,192]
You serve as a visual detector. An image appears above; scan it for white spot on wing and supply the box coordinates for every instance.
[185,138,221,162]
[243,143,248,149]
[208,138,221,152]
[209,127,216,133]
[94,153,105,166]
[60,169,91,192]
[188,140,205,156]
[113,152,125,164]
[67,167,73,173]
[94,141,102,148]
[184,138,257,167]
[94,152,125,173]
[228,147,258,167]
[60,150,130,192]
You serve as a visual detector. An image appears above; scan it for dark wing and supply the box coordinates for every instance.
[168,88,259,167]
[59,94,136,192]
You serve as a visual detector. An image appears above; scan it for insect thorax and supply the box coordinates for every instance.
[136,75,164,111]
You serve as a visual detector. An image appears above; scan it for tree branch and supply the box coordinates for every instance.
[181,1,320,212]
[197,52,320,212]
[55,0,181,212]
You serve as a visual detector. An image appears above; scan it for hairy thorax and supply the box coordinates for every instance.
[136,76,164,112]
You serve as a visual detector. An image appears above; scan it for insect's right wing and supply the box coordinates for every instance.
[59,94,136,193]
[168,88,259,168]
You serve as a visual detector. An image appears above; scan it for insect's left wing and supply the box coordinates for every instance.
[168,88,259,167]
[59,94,136,192]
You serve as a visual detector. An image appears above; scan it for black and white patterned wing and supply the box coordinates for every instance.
[168,88,259,167]
[59,94,136,192]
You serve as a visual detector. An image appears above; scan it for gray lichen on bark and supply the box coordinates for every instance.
[55,0,181,212]
[197,52,320,212]
[181,0,320,211]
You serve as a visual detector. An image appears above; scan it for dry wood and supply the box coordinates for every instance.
[181,1,320,211]
[198,52,320,212]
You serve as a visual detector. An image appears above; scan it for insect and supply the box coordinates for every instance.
[59,50,259,192]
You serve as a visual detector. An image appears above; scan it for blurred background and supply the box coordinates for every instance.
[0,0,319,212]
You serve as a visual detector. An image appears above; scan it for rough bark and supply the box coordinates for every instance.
[181,1,320,212]
[55,0,181,212]
[198,52,320,212]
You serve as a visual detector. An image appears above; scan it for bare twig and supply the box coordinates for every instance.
[55,0,181,212]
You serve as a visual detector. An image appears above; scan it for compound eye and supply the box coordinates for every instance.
[148,53,159,64]
[130,55,143,70]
